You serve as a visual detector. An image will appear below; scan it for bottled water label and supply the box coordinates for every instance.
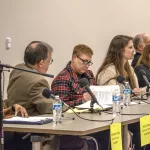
[53,103,62,124]
[123,89,131,94]
[123,88,131,107]
[112,96,120,101]
[112,88,121,117]
[53,104,62,110]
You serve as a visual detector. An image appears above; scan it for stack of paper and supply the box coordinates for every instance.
[90,85,120,105]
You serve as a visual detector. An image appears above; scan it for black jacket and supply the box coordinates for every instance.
[134,64,150,87]
[131,52,141,68]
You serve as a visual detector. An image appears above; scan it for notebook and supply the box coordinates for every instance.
[3,116,53,125]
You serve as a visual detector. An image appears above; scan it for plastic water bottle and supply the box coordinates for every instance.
[112,88,121,117]
[53,95,62,124]
[123,82,131,107]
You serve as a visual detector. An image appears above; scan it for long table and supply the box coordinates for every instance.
[3,103,150,150]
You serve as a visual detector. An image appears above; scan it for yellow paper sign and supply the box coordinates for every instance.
[140,115,150,146]
[110,122,122,150]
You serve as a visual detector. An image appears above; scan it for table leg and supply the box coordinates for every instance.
[31,135,42,150]
[123,125,128,150]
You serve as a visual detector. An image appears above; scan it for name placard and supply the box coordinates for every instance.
[140,115,150,146]
[110,122,122,150]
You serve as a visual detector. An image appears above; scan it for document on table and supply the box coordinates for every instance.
[75,101,112,110]
[90,85,120,105]
[3,116,53,125]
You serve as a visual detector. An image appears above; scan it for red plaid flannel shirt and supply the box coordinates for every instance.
[51,62,96,107]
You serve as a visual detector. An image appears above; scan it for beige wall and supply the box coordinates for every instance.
[1,0,150,98]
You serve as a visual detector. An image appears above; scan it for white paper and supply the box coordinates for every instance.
[90,85,120,105]
[3,116,53,123]
[75,101,112,109]
[75,100,144,110]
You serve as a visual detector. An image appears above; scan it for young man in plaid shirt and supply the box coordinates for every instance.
[51,44,98,149]
[52,44,110,150]
[51,44,95,107]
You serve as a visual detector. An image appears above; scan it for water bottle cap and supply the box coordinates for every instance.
[55,95,59,99]
[125,81,129,84]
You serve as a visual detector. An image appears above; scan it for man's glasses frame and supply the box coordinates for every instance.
[75,55,93,66]
[44,58,53,65]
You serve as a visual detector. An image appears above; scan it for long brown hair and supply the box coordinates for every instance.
[137,43,150,68]
[96,35,137,89]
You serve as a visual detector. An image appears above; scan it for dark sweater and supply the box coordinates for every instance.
[131,52,141,68]
[134,64,150,87]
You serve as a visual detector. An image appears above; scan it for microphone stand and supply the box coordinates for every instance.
[0,63,54,78]
[146,86,149,99]
[0,63,54,149]
[0,66,4,150]
[90,100,94,113]
[90,99,102,115]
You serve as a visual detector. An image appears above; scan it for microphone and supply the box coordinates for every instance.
[78,78,103,113]
[0,63,54,78]
[42,89,55,99]
[42,89,71,108]
[42,89,75,120]
[116,75,133,93]
[138,70,150,87]
[116,75,126,86]
[42,89,70,108]
[78,78,99,105]
[103,75,126,86]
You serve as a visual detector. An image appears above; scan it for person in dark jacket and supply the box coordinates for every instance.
[131,33,150,68]
[135,43,150,87]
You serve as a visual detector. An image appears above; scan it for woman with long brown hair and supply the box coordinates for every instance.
[96,35,147,150]
[96,35,142,94]
[135,43,150,87]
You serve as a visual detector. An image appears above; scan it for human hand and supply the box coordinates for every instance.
[13,104,28,117]
[82,92,91,102]
[132,88,143,95]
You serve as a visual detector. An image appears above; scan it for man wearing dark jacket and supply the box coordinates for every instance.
[131,33,150,68]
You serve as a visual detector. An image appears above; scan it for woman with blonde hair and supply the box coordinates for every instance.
[135,43,150,88]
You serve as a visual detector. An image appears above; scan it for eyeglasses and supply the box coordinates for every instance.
[44,58,53,65]
[50,58,53,64]
[76,55,93,66]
